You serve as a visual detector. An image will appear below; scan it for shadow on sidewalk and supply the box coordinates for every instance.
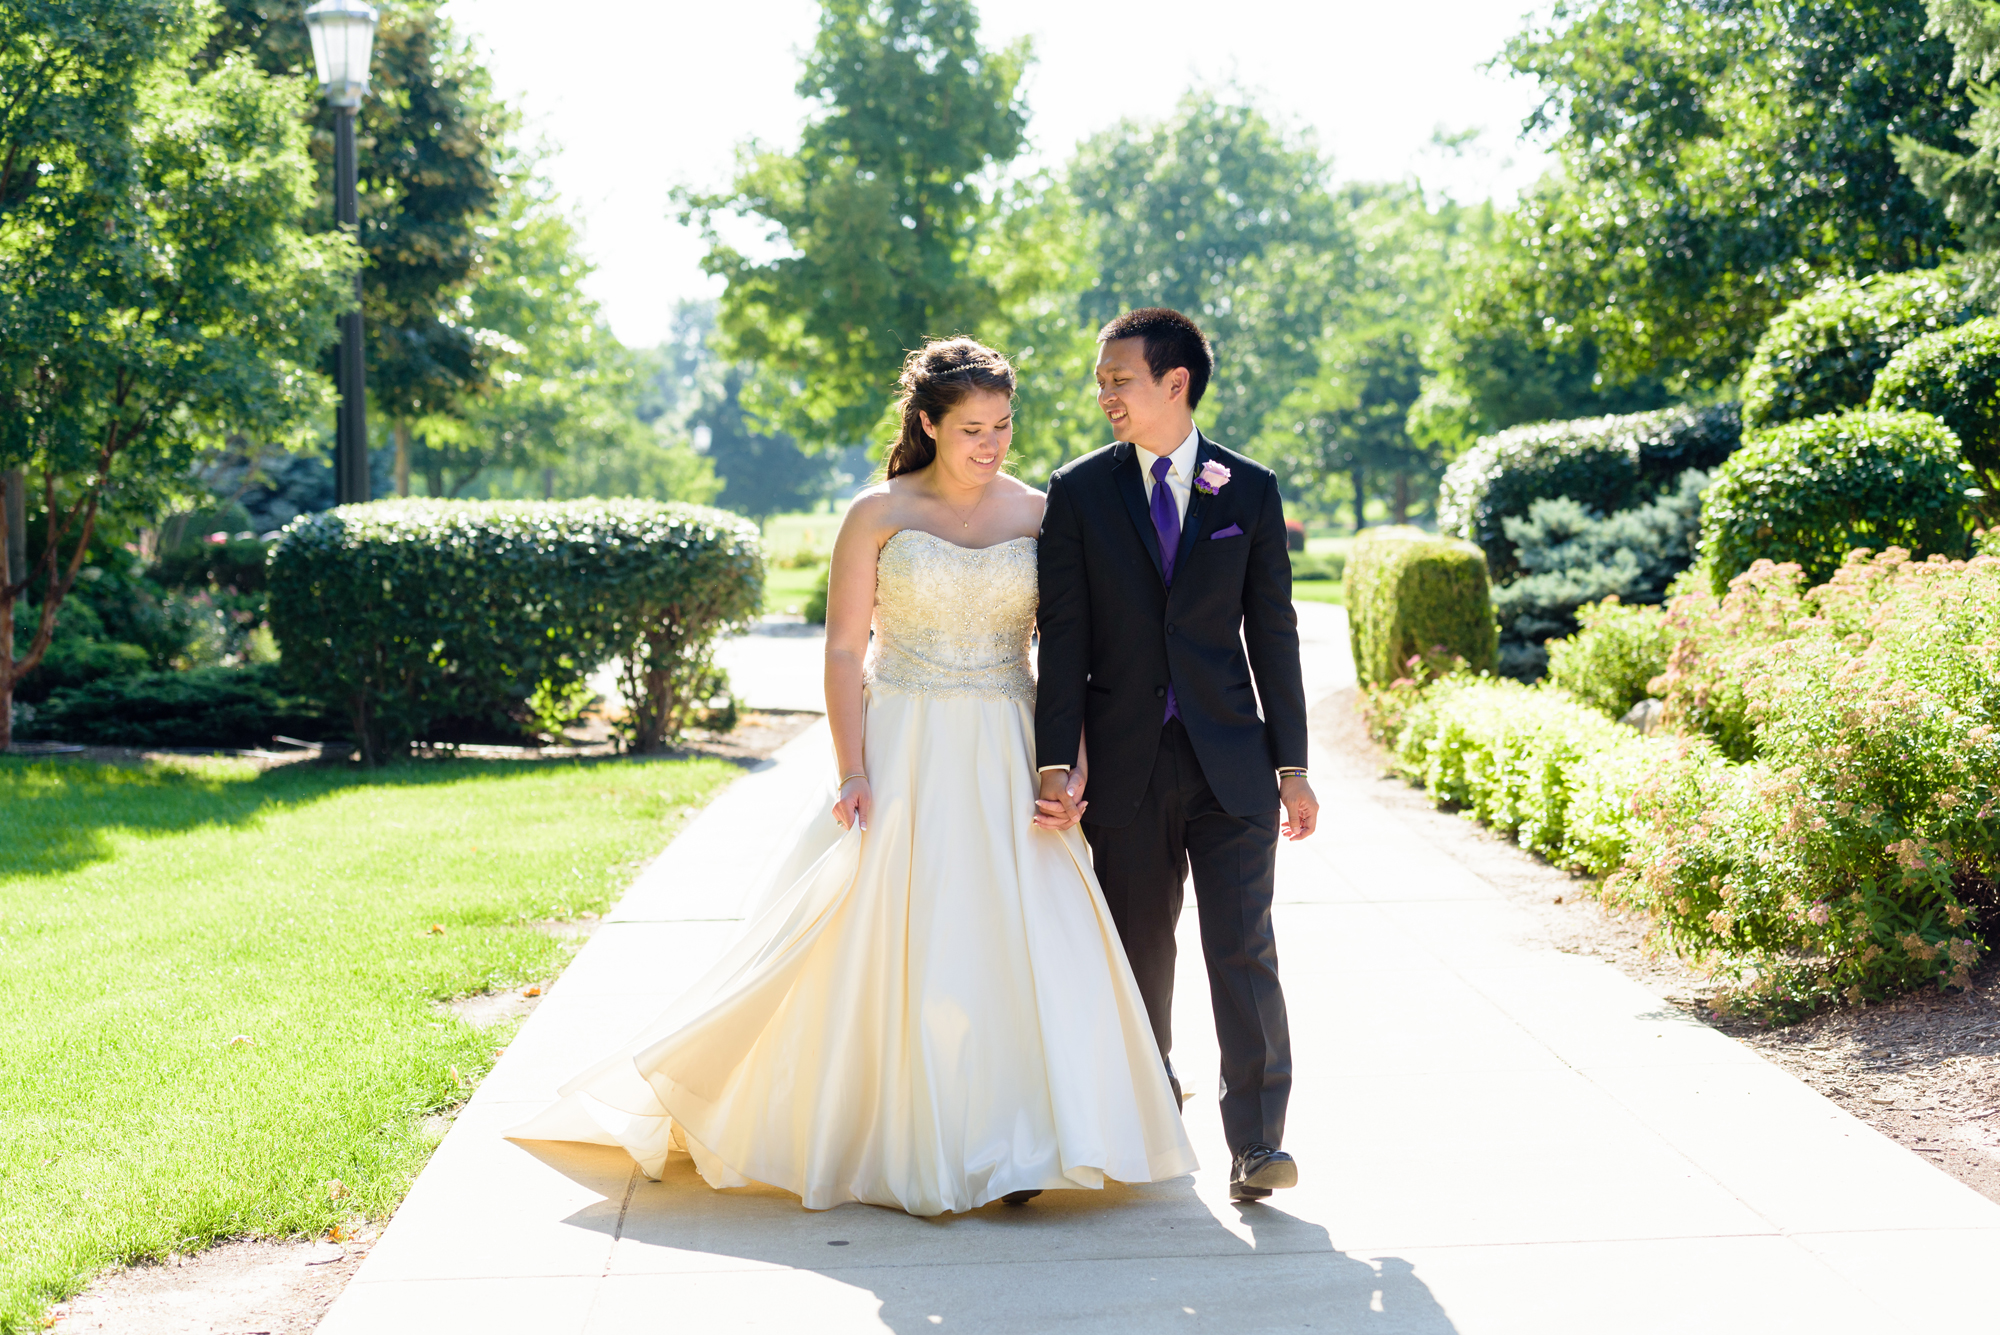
[523,1143,1458,1332]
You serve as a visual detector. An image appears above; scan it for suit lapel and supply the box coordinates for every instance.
[1111,441,1166,584]
[1172,434,1219,582]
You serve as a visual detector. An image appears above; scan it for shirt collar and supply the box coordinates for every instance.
[1165,424,1201,482]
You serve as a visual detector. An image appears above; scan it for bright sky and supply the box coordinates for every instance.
[444,0,1556,348]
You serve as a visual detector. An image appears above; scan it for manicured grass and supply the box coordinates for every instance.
[761,511,844,564]
[0,754,737,1331]
[1291,579,1345,605]
[763,562,827,617]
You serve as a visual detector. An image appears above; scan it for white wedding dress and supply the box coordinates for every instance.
[506,529,1196,1215]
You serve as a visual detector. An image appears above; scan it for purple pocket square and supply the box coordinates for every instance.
[1210,523,1244,540]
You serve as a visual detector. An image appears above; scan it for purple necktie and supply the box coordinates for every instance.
[1150,455,1180,723]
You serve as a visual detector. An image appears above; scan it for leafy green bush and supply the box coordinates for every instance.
[1437,405,1740,580]
[268,499,763,763]
[152,537,271,595]
[1490,469,1707,675]
[16,664,332,748]
[803,565,829,625]
[1545,599,1673,720]
[1345,529,1497,689]
[1390,675,1654,875]
[1740,267,1971,430]
[1614,547,1999,1014]
[1698,410,1976,591]
[1288,549,1345,582]
[1867,315,2000,490]
[1653,559,1806,761]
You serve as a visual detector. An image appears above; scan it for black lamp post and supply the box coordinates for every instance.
[305,0,380,506]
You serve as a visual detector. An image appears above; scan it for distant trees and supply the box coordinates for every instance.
[0,1,357,747]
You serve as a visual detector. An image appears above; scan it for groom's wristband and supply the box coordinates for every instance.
[1277,767,1308,779]
[1036,764,1072,774]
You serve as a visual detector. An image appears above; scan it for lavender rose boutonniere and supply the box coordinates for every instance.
[1194,460,1231,495]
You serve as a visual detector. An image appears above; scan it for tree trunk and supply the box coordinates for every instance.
[0,471,14,753]
[3,468,22,592]
[1393,471,1410,526]
[541,467,554,500]
[394,420,411,498]
[1350,467,1366,534]
[424,464,444,498]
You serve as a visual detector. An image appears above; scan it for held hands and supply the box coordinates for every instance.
[1279,773,1319,841]
[832,776,873,832]
[1032,766,1089,831]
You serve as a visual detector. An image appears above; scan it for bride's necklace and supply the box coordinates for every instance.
[940,485,987,531]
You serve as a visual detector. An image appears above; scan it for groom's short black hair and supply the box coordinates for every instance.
[1098,308,1214,411]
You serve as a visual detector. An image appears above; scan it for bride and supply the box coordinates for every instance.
[507,337,1195,1215]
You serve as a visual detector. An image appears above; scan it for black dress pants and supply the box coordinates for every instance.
[1082,718,1291,1155]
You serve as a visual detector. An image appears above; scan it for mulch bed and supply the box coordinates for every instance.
[1311,687,2000,1206]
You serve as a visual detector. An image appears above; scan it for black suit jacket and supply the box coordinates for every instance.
[1035,432,1308,826]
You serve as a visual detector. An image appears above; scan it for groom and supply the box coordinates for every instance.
[1034,307,1317,1203]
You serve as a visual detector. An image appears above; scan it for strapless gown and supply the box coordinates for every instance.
[506,529,1196,1215]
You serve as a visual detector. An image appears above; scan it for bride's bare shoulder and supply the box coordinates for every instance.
[838,483,907,548]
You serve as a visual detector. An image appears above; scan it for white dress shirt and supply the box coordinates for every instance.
[1139,424,1202,524]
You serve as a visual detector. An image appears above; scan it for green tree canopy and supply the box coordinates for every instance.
[205,0,511,425]
[1071,91,1346,449]
[1490,0,1970,391]
[0,4,357,744]
[686,0,1030,449]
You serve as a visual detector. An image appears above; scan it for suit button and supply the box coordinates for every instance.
[1167,623,1176,635]
[1154,686,1166,698]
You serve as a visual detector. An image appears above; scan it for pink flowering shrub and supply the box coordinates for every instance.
[1384,544,1999,1018]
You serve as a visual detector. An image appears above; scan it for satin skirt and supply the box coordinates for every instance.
[505,685,1197,1216]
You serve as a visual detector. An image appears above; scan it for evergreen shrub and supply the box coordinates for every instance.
[1545,599,1673,720]
[268,499,762,763]
[1740,267,1971,429]
[1698,410,1976,591]
[1437,405,1740,580]
[17,664,330,748]
[1345,529,1496,689]
[1868,315,2000,490]
[1490,470,1707,675]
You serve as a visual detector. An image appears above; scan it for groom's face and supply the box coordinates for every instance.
[1095,338,1188,451]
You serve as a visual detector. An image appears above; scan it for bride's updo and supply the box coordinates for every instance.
[885,337,1016,479]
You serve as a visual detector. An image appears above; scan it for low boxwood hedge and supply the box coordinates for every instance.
[1697,410,1976,591]
[268,499,763,763]
[1346,528,1497,689]
[1437,404,1740,580]
[1868,315,2000,492]
[1740,266,1971,430]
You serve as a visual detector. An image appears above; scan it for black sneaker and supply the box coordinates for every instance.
[1230,1144,1297,1202]
[1001,1190,1042,1206]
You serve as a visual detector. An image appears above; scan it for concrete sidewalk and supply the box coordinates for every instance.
[320,603,2000,1333]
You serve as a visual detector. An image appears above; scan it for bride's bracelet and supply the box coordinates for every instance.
[839,771,867,784]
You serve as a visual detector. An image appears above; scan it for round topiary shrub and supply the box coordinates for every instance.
[1698,410,1976,592]
[268,499,763,763]
[1868,315,2000,490]
[1740,266,1971,430]
[1437,404,1740,580]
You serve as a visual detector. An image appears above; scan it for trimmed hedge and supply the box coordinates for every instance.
[1390,675,1653,877]
[268,499,763,762]
[1698,410,1975,592]
[1740,267,1971,430]
[16,664,331,748]
[1868,315,2000,489]
[1345,528,1497,689]
[1437,404,1740,579]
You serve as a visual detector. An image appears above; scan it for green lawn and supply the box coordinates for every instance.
[763,562,827,617]
[1291,579,1344,604]
[0,754,737,1331]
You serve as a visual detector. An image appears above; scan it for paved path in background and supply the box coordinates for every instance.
[321,603,2000,1334]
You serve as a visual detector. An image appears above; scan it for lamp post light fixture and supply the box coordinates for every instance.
[304,0,379,506]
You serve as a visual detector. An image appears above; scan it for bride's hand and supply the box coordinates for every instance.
[832,776,873,833]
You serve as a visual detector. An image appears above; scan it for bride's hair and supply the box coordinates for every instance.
[885,337,1016,479]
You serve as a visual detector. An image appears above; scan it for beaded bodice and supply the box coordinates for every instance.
[866,529,1037,704]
